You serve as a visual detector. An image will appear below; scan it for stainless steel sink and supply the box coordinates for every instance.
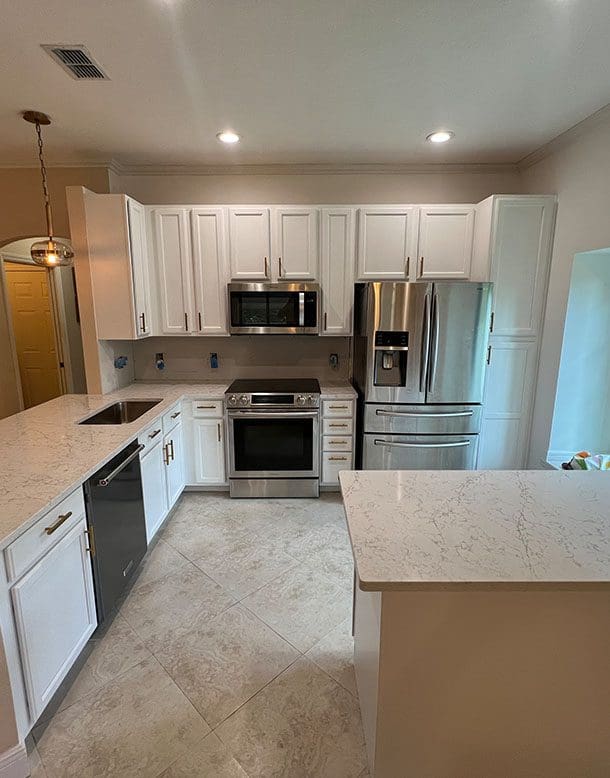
[79,400,162,425]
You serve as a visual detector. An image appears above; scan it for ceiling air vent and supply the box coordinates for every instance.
[42,45,109,80]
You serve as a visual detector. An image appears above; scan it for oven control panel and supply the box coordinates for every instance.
[226,393,319,408]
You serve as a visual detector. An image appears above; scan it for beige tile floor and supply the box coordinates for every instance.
[29,493,369,778]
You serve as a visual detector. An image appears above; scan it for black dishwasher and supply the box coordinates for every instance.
[83,441,148,624]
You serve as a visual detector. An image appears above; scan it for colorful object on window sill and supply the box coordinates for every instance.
[563,451,610,470]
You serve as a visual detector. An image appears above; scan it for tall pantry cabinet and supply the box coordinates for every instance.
[475,196,557,469]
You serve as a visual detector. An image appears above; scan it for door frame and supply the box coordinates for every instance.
[0,246,73,406]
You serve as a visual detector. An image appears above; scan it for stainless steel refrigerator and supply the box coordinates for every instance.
[352,281,493,470]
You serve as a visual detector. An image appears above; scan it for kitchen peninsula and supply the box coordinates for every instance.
[340,469,610,778]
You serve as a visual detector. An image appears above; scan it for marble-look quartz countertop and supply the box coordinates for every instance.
[0,379,355,549]
[339,469,610,590]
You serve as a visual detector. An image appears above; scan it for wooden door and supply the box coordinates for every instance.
[5,263,62,408]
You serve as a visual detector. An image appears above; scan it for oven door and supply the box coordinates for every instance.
[228,410,320,478]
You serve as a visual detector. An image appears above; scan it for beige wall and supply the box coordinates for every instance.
[111,167,523,205]
[521,112,610,465]
[0,168,110,418]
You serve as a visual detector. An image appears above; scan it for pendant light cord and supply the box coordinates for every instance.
[35,120,54,240]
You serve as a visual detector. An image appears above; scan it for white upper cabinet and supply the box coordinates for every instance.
[416,206,475,280]
[153,208,196,334]
[320,208,356,336]
[488,196,556,337]
[126,198,153,337]
[190,208,229,334]
[272,208,319,280]
[228,208,271,280]
[356,207,419,280]
[66,190,155,339]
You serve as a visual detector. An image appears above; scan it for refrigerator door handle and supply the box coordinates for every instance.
[373,438,471,449]
[428,291,440,393]
[419,293,431,392]
[375,409,474,419]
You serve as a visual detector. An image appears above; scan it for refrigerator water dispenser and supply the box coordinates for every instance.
[373,330,408,387]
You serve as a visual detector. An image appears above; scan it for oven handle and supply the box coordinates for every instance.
[228,410,319,419]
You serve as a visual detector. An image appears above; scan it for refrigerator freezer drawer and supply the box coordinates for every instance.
[363,434,479,470]
[363,404,482,435]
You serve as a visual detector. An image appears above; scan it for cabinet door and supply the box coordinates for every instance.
[417,206,474,279]
[478,339,538,469]
[164,424,185,508]
[228,208,271,280]
[11,519,97,721]
[489,197,556,337]
[153,208,195,334]
[141,443,168,542]
[127,198,153,337]
[191,208,229,334]
[320,209,356,336]
[273,208,318,280]
[356,207,419,280]
[193,418,226,485]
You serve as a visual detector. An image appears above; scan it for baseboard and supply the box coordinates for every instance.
[0,743,28,778]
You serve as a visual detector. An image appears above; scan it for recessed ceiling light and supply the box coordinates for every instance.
[216,130,240,144]
[426,131,454,144]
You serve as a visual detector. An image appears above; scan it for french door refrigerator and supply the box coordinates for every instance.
[352,281,493,470]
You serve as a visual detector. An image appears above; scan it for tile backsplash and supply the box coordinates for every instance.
[132,336,351,383]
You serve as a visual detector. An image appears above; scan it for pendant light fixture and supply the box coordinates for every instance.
[23,110,74,267]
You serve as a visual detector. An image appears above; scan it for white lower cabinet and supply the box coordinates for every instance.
[11,518,97,721]
[192,418,226,485]
[140,439,169,542]
[164,423,185,507]
[320,398,356,486]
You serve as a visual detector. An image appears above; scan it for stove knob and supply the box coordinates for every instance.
[239,394,249,406]
[296,395,306,406]
[227,394,238,407]
[306,394,315,406]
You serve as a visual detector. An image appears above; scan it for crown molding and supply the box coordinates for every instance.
[518,101,610,170]
[106,160,519,177]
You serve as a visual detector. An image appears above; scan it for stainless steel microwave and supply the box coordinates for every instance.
[228,282,320,335]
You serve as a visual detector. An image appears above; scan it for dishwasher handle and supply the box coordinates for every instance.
[98,444,145,487]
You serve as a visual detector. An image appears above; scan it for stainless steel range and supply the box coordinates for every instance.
[225,379,320,498]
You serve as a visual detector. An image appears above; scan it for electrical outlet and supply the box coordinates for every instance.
[329,353,339,369]
[210,352,219,369]
[155,352,165,371]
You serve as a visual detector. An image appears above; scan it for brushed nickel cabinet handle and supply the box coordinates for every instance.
[45,510,73,535]
[148,428,161,439]
[324,312,328,331]
[264,257,269,278]
[329,456,348,461]
[196,404,216,409]
[405,257,410,277]
[84,527,95,556]
[328,439,347,444]
[329,423,348,428]
[490,311,495,333]
[198,311,202,331]
[184,312,189,331]
[163,444,169,466]
[278,257,283,277]
[487,345,492,365]
[217,423,221,442]
[419,256,424,276]
[139,312,146,333]
[171,411,181,419]
[169,439,175,461]
[329,405,348,410]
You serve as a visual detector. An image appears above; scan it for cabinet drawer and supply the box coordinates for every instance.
[322,417,354,435]
[322,399,354,418]
[322,452,353,484]
[322,435,353,452]
[138,418,164,457]
[5,488,86,583]
[162,403,183,434]
[192,400,224,418]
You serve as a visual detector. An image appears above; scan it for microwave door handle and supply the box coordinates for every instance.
[428,291,440,393]
[419,293,431,393]
[299,292,305,327]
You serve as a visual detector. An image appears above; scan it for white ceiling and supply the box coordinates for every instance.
[2,0,610,167]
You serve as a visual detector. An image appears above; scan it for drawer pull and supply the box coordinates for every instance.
[171,411,181,419]
[197,405,216,409]
[328,405,348,410]
[45,511,73,535]
[329,439,347,444]
[148,428,161,439]
[328,456,348,461]
[329,423,347,428]
[169,439,175,460]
